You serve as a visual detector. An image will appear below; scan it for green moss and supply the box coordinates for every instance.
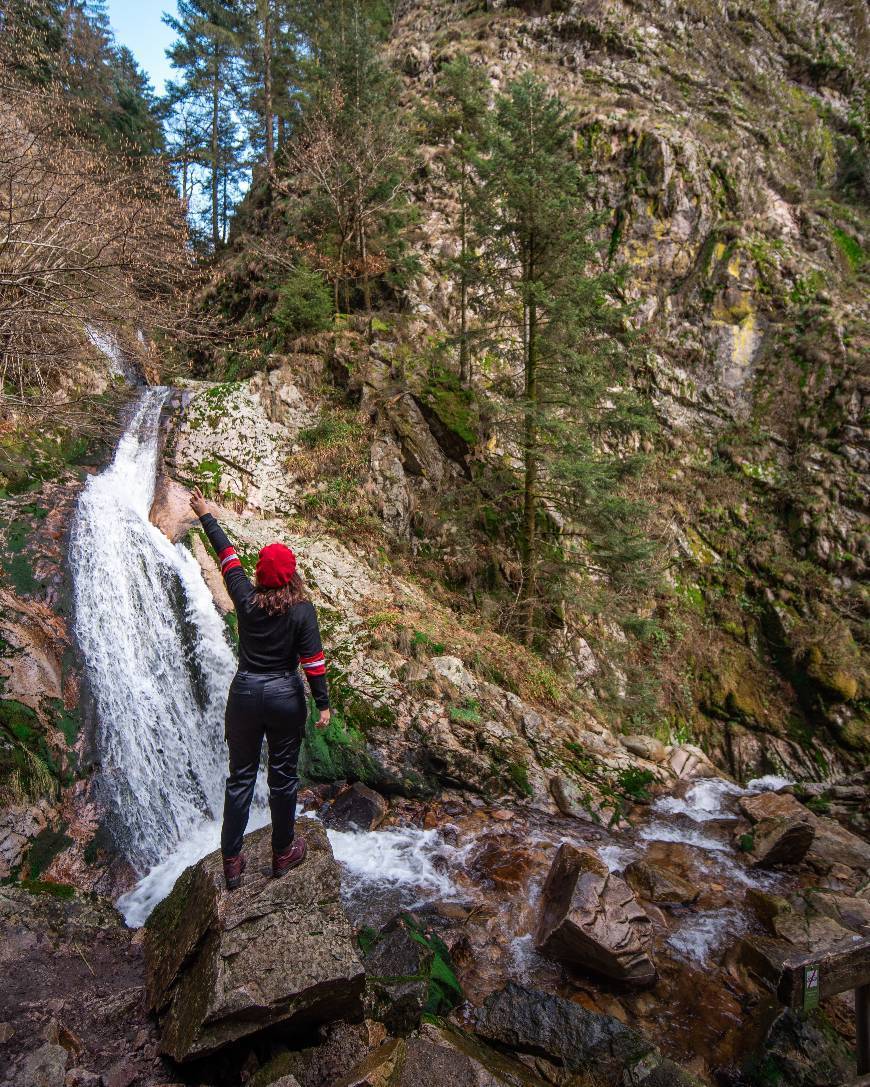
[0,699,59,804]
[506,760,533,797]
[616,767,655,801]
[298,707,380,785]
[400,916,463,1015]
[411,630,446,656]
[421,364,477,446]
[25,825,72,878]
[18,879,76,899]
[738,832,755,853]
[449,699,481,725]
[831,227,863,271]
[299,414,363,449]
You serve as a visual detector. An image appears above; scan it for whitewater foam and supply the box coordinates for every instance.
[328,825,466,908]
[667,908,748,966]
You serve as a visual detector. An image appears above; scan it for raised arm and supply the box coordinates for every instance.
[297,601,330,716]
[189,487,253,608]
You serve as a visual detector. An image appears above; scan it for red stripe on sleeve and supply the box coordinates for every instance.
[222,557,242,574]
[217,546,234,562]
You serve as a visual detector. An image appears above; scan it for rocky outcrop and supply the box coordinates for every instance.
[737,791,816,867]
[535,843,656,985]
[143,818,365,1062]
[624,859,699,906]
[0,886,165,1085]
[471,984,710,1086]
[472,982,655,1082]
[334,1023,552,1087]
[323,782,388,832]
[362,917,433,1035]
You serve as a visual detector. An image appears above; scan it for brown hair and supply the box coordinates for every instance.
[253,571,307,616]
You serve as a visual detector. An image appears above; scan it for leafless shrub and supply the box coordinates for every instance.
[0,68,194,414]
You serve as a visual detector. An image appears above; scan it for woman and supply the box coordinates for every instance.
[189,486,331,890]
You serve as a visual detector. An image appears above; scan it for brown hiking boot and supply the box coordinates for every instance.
[223,853,246,890]
[273,836,307,878]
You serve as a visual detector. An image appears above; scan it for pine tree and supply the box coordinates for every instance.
[0,0,163,155]
[474,74,653,643]
[236,0,300,169]
[428,55,489,385]
[164,0,245,248]
[286,0,409,310]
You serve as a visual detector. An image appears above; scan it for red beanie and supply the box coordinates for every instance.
[255,542,297,588]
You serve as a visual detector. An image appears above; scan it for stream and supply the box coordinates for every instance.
[71,385,798,1071]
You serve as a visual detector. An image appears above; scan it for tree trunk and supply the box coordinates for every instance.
[260,0,274,168]
[359,215,371,311]
[459,159,469,385]
[520,253,538,646]
[211,48,220,250]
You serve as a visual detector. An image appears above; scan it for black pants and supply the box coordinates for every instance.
[221,670,307,858]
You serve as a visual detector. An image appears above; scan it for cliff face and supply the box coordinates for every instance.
[372,0,868,773]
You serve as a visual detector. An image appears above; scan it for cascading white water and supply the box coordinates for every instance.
[70,388,237,876]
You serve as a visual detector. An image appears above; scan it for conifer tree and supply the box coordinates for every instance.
[474,75,653,643]
[286,0,409,310]
[164,0,244,249]
[428,55,489,385]
[236,0,300,169]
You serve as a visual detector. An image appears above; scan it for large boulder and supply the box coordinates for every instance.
[624,859,700,906]
[144,818,365,1062]
[534,844,657,986]
[323,782,388,832]
[334,1024,551,1087]
[744,814,815,868]
[472,982,656,1082]
[362,918,433,1034]
[738,791,815,865]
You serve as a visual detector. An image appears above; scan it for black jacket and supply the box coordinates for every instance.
[199,513,330,709]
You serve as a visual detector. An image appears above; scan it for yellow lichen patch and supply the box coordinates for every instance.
[713,290,754,323]
[730,313,759,369]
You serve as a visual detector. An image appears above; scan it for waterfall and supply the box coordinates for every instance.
[70,388,237,883]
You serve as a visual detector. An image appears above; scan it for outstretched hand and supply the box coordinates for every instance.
[189,486,209,518]
[316,709,331,730]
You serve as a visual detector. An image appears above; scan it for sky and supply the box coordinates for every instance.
[105,0,178,96]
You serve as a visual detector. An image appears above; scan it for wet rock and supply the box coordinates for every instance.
[64,1071,102,1087]
[469,839,537,890]
[744,813,815,868]
[472,982,656,1081]
[144,818,365,1062]
[738,791,817,866]
[535,843,657,985]
[334,1024,552,1087]
[549,776,620,827]
[16,1043,68,1087]
[619,734,668,763]
[249,1020,379,1087]
[806,815,870,874]
[363,918,433,1034]
[668,744,719,779]
[323,782,388,831]
[746,1008,855,1087]
[639,1060,708,1087]
[624,859,700,906]
[739,791,808,823]
[807,890,870,935]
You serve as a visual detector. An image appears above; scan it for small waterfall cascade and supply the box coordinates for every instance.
[70,388,237,877]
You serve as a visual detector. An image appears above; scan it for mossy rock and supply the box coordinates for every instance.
[0,699,60,805]
[805,644,859,702]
